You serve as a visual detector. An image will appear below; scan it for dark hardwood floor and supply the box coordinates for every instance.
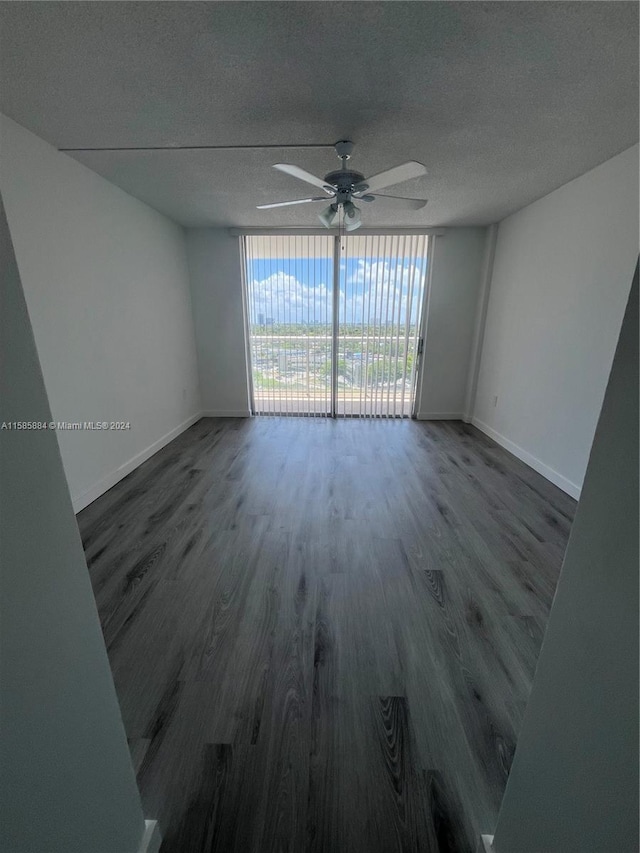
[77,417,576,853]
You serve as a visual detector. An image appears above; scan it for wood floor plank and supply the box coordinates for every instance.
[158,743,233,853]
[78,417,575,851]
[367,695,434,852]
[307,576,344,853]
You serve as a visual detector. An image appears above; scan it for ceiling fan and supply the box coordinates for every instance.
[257,140,428,231]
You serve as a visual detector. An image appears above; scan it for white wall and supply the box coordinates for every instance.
[0,115,201,511]
[0,195,149,853]
[416,227,488,419]
[472,144,639,497]
[187,229,252,417]
[490,267,638,853]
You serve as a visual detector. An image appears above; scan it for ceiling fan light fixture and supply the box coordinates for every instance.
[319,203,339,228]
[343,201,362,231]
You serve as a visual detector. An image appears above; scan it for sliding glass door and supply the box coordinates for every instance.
[242,233,429,418]
[243,234,334,415]
[336,233,428,417]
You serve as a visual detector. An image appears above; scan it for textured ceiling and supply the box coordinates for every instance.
[0,1,637,228]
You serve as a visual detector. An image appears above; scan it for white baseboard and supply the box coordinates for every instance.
[471,417,581,500]
[201,409,251,418]
[72,413,202,513]
[416,412,464,421]
[138,820,162,853]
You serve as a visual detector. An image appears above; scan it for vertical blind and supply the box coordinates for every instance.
[242,233,429,418]
[242,234,334,415]
[336,233,428,417]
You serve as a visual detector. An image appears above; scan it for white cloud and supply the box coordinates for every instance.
[249,272,332,324]
[249,259,425,325]
[345,259,425,324]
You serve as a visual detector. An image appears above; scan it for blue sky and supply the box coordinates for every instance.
[247,255,428,325]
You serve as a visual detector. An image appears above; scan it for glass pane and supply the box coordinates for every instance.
[244,235,334,416]
[336,234,428,417]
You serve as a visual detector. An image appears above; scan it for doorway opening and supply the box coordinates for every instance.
[242,233,429,417]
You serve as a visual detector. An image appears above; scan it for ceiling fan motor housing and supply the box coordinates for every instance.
[323,169,366,203]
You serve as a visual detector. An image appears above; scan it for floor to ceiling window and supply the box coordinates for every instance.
[242,234,334,416]
[242,233,429,417]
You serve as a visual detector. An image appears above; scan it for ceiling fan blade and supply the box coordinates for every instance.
[354,161,427,194]
[273,163,334,192]
[256,196,328,209]
[365,194,428,210]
